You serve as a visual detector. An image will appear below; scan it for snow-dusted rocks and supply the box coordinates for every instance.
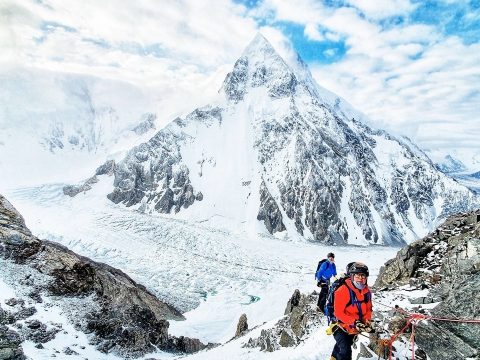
[245,289,322,352]
[374,210,480,359]
[105,34,479,245]
[132,113,157,135]
[0,320,25,360]
[0,194,217,357]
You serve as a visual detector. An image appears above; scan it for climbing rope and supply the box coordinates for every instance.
[360,300,480,360]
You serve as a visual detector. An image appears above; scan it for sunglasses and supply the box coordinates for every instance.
[353,273,367,278]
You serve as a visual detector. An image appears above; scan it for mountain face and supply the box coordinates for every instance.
[434,154,467,174]
[433,155,480,194]
[0,68,157,189]
[104,34,479,245]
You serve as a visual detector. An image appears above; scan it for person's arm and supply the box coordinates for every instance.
[333,286,357,328]
[332,263,337,277]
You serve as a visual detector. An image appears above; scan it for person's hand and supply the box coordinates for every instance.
[355,320,375,333]
[354,320,365,332]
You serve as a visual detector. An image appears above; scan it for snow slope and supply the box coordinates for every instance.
[5,180,398,345]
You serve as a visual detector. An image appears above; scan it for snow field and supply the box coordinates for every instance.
[4,180,399,359]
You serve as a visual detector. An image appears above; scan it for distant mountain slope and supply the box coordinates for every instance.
[95,34,479,245]
[0,68,157,188]
[434,154,467,173]
[433,154,480,194]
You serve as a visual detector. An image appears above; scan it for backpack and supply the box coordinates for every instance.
[324,275,371,324]
[315,259,330,279]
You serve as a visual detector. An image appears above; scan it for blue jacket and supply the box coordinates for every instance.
[316,261,337,282]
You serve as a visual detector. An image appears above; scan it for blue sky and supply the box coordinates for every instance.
[235,0,480,63]
[1,0,479,166]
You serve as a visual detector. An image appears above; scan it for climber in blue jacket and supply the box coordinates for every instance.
[315,252,337,314]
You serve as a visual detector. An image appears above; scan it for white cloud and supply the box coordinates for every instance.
[1,0,479,169]
[261,0,328,25]
[304,23,324,41]
[345,0,417,20]
[1,0,262,85]
[255,0,479,166]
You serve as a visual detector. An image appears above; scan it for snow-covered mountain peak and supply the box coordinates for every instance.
[241,33,277,59]
[221,33,301,102]
[99,35,479,246]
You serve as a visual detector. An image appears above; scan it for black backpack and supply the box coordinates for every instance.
[324,275,371,324]
[315,259,330,279]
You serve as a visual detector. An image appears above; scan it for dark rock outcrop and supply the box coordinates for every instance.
[375,210,480,289]
[235,314,248,337]
[0,194,210,357]
[0,324,25,360]
[95,160,116,176]
[63,176,99,197]
[257,181,285,234]
[375,209,480,360]
[167,336,209,354]
[63,160,116,198]
[245,289,322,351]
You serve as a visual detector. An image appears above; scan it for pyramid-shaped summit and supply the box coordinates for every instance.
[222,33,300,103]
[105,34,479,246]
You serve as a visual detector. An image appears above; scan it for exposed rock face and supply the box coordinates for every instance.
[0,194,210,357]
[95,160,116,176]
[167,336,209,354]
[132,113,156,135]
[0,323,25,360]
[63,160,116,198]
[63,175,98,197]
[245,289,321,351]
[375,210,480,288]
[101,34,479,245]
[257,181,285,234]
[107,111,213,212]
[375,210,480,360]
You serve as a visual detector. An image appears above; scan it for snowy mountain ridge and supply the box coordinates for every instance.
[0,68,159,189]
[90,34,478,245]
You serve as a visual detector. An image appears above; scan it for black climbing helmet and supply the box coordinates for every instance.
[327,252,335,258]
[347,262,369,277]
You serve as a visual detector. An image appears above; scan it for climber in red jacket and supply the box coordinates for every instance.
[331,262,373,360]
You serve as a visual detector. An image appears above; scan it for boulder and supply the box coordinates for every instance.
[235,314,248,337]
[0,325,25,360]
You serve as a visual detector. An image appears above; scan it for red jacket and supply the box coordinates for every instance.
[334,278,372,334]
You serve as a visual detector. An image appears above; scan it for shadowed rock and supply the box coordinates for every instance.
[375,209,480,359]
[0,194,211,357]
[235,314,248,337]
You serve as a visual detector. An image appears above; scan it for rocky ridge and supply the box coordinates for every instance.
[375,209,480,359]
[244,290,322,351]
[0,193,210,358]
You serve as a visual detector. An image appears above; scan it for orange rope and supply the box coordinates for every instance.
[364,300,480,359]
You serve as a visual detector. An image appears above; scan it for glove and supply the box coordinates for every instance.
[355,320,375,333]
